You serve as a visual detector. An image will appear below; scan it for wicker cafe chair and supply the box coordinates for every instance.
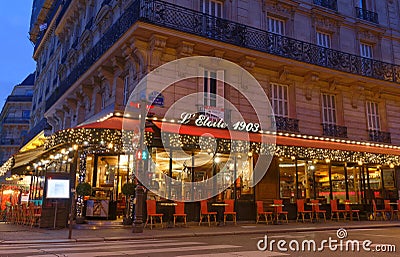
[273,199,288,223]
[372,199,386,221]
[344,200,360,221]
[296,199,312,222]
[173,201,187,227]
[199,200,217,226]
[223,199,237,225]
[256,201,273,224]
[145,200,163,229]
[330,199,346,221]
[311,200,326,222]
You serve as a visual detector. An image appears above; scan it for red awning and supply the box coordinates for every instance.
[153,121,400,156]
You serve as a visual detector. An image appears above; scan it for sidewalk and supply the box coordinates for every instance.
[1,220,400,244]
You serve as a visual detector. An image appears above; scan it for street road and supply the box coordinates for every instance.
[0,227,398,256]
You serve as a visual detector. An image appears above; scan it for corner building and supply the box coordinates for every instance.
[25,0,400,222]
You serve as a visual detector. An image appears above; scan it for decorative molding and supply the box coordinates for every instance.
[98,65,115,82]
[178,41,195,57]
[149,34,167,71]
[278,66,290,81]
[67,98,78,110]
[328,78,338,91]
[312,14,339,33]
[111,56,126,71]
[265,0,298,19]
[350,84,365,109]
[304,72,319,101]
[240,56,256,71]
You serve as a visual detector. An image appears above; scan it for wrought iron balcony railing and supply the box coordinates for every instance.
[355,7,378,24]
[0,138,21,146]
[368,130,391,144]
[313,0,337,11]
[6,96,33,102]
[322,123,347,138]
[33,0,64,53]
[2,118,30,124]
[274,116,299,133]
[45,0,400,111]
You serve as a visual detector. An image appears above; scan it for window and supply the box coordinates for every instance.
[316,31,331,48]
[25,90,33,96]
[204,70,217,107]
[360,43,373,58]
[271,83,288,117]
[267,16,285,35]
[22,110,30,118]
[203,69,224,108]
[123,75,130,105]
[322,94,336,124]
[366,101,380,130]
[201,0,223,17]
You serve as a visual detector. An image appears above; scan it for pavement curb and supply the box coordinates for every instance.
[2,222,400,244]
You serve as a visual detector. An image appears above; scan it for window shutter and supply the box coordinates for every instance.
[198,66,205,110]
[216,70,225,109]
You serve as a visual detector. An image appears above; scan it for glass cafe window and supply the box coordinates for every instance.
[85,155,131,201]
[149,148,254,201]
[346,165,362,204]
[279,158,297,201]
[367,166,382,198]
[280,159,330,202]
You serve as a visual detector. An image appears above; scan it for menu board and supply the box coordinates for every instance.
[46,179,70,199]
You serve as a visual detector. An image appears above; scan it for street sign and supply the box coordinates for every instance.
[148,91,164,107]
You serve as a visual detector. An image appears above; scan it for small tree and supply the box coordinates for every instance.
[75,182,92,219]
[121,182,136,222]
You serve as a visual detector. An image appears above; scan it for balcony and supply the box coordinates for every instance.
[273,116,299,133]
[355,7,378,24]
[33,0,64,53]
[368,130,391,144]
[313,0,337,11]
[6,96,33,102]
[46,0,400,111]
[0,138,21,146]
[322,124,347,138]
[2,118,30,125]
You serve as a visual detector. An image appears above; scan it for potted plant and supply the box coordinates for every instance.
[75,182,92,224]
[121,182,136,225]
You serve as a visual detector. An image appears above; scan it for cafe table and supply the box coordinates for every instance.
[159,202,177,228]
[269,204,284,224]
[211,202,228,225]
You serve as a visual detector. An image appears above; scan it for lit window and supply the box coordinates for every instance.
[316,31,331,48]
[366,101,380,131]
[203,69,224,108]
[322,93,336,124]
[271,83,288,117]
[267,17,285,35]
[360,43,373,58]
[201,0,223,17]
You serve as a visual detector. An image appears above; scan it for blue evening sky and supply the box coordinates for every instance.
[0,1,36,107]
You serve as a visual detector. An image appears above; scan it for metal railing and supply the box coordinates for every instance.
[274,116,299,133]
[355,7,378,24]
[368,130,391,143]
[313,0,337,11]
[322,123,347,138]
[46,0,400,111]
[6,96,32,102]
